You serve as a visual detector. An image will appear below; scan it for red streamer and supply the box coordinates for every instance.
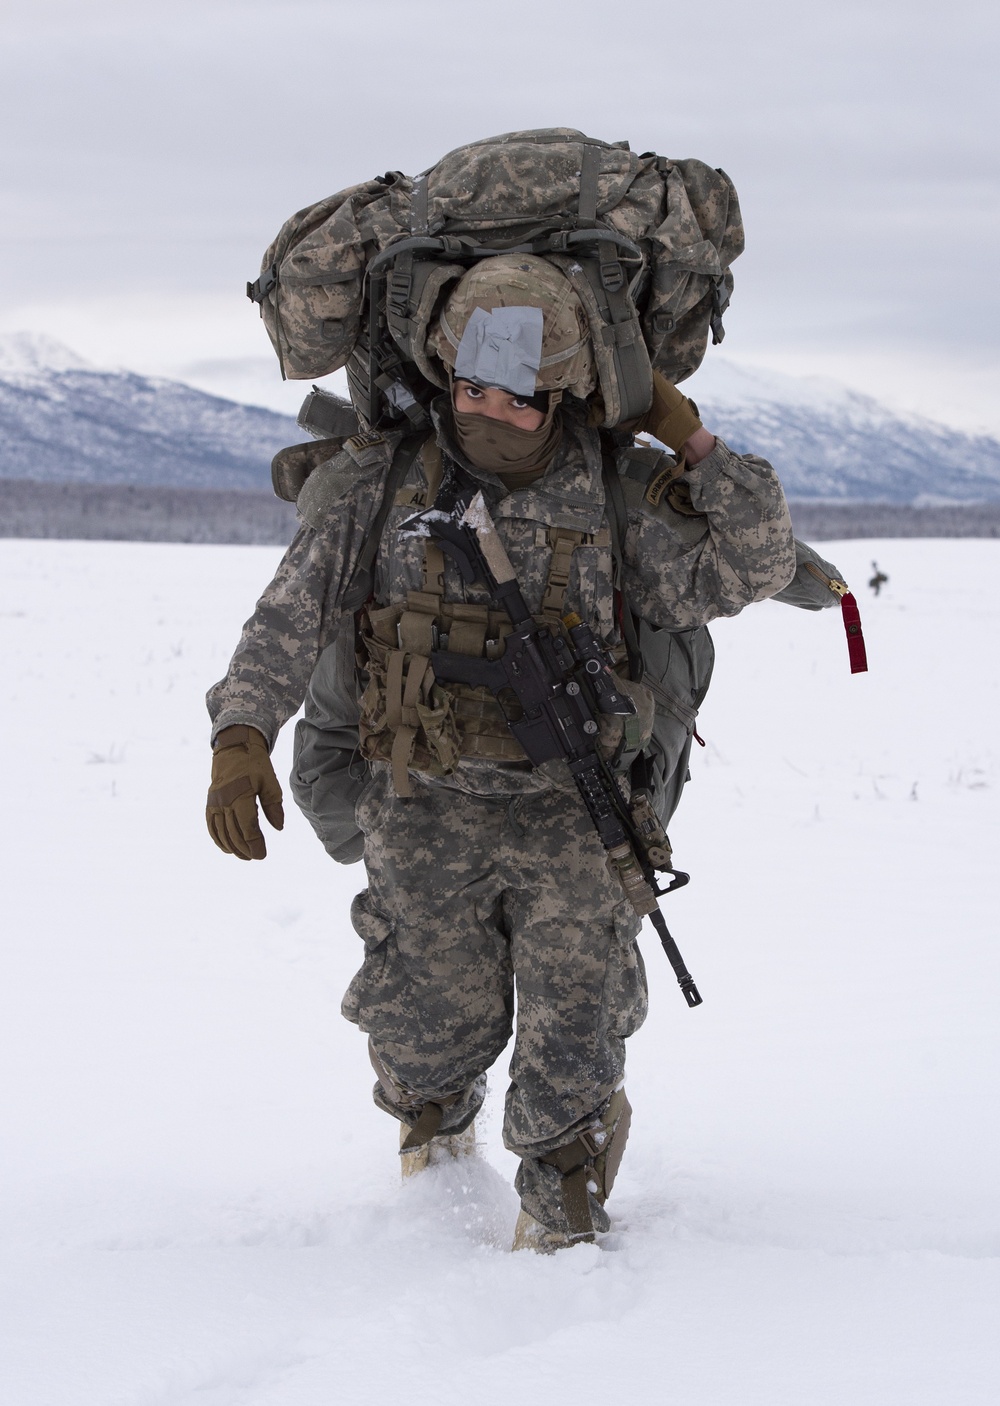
[840,592,868,674]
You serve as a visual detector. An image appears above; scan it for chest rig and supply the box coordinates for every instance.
[357,439,621,796]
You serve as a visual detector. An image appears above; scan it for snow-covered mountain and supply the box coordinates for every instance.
[0,333,299,491]
[2,334,999,502]
[687,359,1000,504]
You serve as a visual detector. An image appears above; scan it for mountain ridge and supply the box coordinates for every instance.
[0,334,297,492]
[688,358,1000,503]
[2,334,999,502]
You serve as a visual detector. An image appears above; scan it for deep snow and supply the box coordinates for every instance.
[1,537,997,1405]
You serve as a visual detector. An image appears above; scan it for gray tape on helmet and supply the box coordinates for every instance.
[453,306,544,397]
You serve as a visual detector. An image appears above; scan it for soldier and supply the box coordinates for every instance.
[869,561,889,596]
[206,255,797,1251]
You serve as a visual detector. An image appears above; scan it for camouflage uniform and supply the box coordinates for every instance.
[208,397,796,1234]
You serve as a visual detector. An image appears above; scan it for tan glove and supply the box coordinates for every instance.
[206,725,284,860]
[637,371,704,452]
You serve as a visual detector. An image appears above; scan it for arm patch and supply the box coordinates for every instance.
[646,462,681,508]
[614,443,685,509]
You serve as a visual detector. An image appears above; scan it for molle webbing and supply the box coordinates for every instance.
[384,650,435,795]
[359,512,612,790]
[539,526,604,618]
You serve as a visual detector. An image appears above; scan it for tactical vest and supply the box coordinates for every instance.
[289,423,722,863]
[352,437,654,796]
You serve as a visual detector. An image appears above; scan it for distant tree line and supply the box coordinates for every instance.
[1,480,999,544]
[0,481,298,544]
[787,501,1000,540]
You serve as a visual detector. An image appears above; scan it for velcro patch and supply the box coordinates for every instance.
[393,486,426,508]
[344,429,393,471]
[347,430,385,450]
[645,462,682,508]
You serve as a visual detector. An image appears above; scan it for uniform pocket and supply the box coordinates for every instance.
[568,544,616,641]
[341,888,393,1025]
[602,903,649,1041]
[349,888,392,952]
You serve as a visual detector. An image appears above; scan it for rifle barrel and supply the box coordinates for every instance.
[650,907,702,1007]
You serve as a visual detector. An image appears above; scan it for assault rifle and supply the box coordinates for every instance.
[400,475,702,1008]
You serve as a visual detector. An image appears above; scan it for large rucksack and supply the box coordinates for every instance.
[248,128,743,432]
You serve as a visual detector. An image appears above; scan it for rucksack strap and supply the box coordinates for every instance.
[601,438,660,794]
[599,439,642,680]
[341,432,427,612]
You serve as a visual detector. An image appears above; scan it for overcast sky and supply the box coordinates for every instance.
[2,0,998,429]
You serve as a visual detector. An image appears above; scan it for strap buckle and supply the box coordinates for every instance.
[599,257,626,295]
[247,263,278,304]
[576,1128,603,1159]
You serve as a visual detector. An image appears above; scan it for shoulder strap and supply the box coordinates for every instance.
[341,432,427,611]
[601,436,662,794]
[599,436,642,681]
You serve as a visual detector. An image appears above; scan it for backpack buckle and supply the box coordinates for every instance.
[246,263,278,304]
[600,259,625,294]
[710,276,730,344]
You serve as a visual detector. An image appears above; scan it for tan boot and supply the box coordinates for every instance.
[399,1119,478,1179]
[512,1089,633,1250]
[511,1208,593,1254]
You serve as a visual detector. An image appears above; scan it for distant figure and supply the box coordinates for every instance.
[869,561,889,596]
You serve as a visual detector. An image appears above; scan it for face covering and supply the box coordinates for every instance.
[452,403,563,487]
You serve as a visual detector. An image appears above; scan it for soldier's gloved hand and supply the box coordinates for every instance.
[206,724,284,860]
[639,371,704,452]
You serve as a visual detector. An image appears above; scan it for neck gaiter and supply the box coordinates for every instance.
[452,408,562,488]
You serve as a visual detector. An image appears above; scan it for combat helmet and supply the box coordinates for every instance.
[425,254,597,401]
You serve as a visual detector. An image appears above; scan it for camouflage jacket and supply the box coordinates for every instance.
[207,400,796,789]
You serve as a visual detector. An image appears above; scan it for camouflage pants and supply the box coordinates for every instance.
[342,763,648,1231]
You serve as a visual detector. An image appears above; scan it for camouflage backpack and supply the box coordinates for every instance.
[247,127,743,431]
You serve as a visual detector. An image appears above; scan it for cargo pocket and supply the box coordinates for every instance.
[568,544,616,642]
[341,889,393,1026]
[601,903,649,1041]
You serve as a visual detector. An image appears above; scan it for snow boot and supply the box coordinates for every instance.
[399,1118,478,1179]
[511,1207,595,1253]
[512,1088,632,1252]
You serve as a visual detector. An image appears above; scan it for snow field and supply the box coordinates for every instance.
[0,537,997,1404]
